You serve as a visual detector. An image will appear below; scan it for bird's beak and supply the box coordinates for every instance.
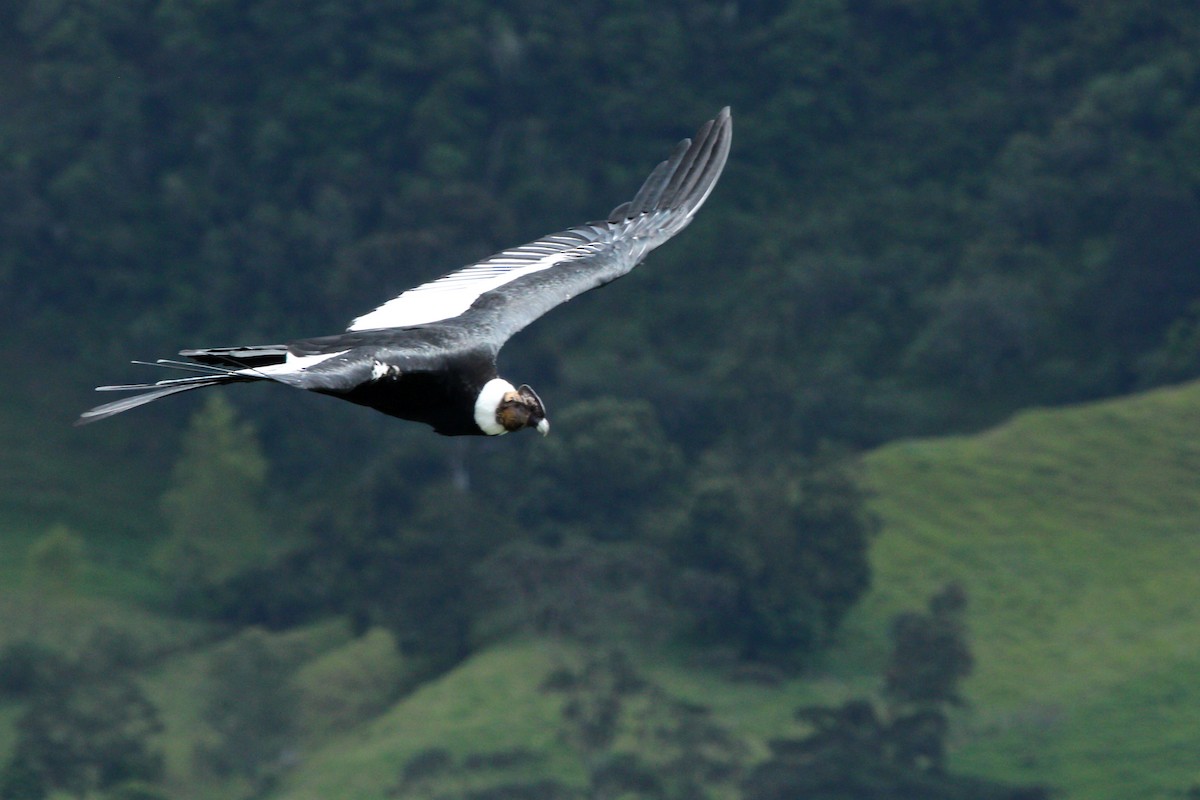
[536,418,550,436]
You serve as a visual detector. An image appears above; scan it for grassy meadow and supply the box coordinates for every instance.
[844,380,1200,797]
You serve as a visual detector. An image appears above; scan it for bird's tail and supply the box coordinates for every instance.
[178,344,288,368]
[76,361,255,426]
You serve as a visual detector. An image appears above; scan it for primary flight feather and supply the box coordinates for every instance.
[78,107,732,436]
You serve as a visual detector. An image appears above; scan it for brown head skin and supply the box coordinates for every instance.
[496,384,550,435]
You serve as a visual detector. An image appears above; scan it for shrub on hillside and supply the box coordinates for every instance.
[25,524,85,593]
[0,641,64,698]
[292,627,407,733]
[194,628,298,789]
[669,449,877,665]
[2,638,163,799]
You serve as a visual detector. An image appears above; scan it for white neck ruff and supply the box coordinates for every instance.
[474,378,516,435]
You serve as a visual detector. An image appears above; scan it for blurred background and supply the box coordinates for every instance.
[1,1,1199,798]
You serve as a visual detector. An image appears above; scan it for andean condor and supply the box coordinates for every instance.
[78,108,732,436]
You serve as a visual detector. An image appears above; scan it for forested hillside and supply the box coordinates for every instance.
[7,1,1200,448]
[1,1,1198,799]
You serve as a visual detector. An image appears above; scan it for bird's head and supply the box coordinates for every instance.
[497,384,550,435]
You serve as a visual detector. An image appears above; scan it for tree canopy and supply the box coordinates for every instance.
[7,0,1199,452]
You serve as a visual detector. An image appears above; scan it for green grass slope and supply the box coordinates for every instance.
[271,640,582,800]
[836,380,1200,798]
[269,638,847,800]
[271,381,1200,800]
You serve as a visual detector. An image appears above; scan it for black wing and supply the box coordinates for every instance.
[347,107,732,350]
[257,326,476,393]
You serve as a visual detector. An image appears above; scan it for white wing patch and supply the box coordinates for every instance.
[371,360,401,380]
[239,350,348,377]
[348,235,607,332]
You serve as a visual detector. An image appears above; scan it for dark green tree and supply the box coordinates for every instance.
[0,641,63,700]
[2,633,163,799]
[669,449,877,664]
[515,398,685,540]
[741,586,1049,800]
[307,468,517,671]
[475,537,684,644]
[24,524,86,594]
[195,628,298,791]
[885,582,974,712]
[156,394,272,607]
[0,758,43,800]
[542,649,747,800]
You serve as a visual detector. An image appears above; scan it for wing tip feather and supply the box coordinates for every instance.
[612,106,732,230]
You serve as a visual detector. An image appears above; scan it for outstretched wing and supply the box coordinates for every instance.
[253,327,474,393]
[348,107,732,349]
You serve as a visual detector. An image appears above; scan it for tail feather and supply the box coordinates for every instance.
[77,367,254,426]
[132,358,235,375]
[180,345,288,368]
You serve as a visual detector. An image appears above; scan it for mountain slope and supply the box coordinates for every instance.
[837,379,1200,798]
[10,369,1198,799]
[270,381,1200,800]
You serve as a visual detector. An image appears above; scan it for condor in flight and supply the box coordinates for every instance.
[79,108,732,436]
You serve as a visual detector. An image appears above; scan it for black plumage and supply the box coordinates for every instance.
[79,108,732,436]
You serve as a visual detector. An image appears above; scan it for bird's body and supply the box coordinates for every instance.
[79,108,732,435]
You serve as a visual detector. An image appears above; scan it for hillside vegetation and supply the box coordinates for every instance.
[2,2,1200,799]
[844,380,1200,798]
[5,381,1196,799]
[249,381,1200,800]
